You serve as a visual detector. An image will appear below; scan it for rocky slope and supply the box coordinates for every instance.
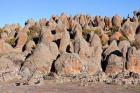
[0,11,140,86]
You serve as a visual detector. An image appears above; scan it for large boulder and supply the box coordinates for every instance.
[88,34,103,74]
[0,52,25,82]
[105,54,124,75]
[73,23,90,58]
[127,47,140,73]
[19,27,59,83]
[60,13,70,29]
[55,53,85,75]
[0,39,14,56]
[110,32,122,41]
[20,42,59,82]
[112,15,122,27]
[103,40,119,59]
[118,40,130,57]
[15,27,28,52]
[121,18,138,42]
[134,25,140,48]
[0,57,21,82]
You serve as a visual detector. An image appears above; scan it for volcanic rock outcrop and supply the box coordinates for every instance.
[0,10,140,85]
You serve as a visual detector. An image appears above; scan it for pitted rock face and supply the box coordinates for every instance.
[54,53,84,75]
[0,12,140,85]
[0,57,21,82]
[20,42,59,82]
[127,47,140,74]
[105,54,124,75]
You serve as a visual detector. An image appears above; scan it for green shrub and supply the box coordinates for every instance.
[107,26,119,37]
[6,37,16,46]
[119,36,128,41]
[27,26,41,40]
[83,28,101,36]
[101,39,108,46]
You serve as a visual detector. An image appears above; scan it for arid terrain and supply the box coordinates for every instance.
[0,81,140,93]
[0,10,140,93]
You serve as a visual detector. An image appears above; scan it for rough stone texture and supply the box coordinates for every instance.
[0,12,140,86]
[110,32,122,41]
[118,40,130,57]
[103,40,119,59]
[20,42,59,83]
[112,15,122,27]
[121,17,138,42]
[127,47,140,74]
[104,17,112,28]
[105,54,123,75]
[135,29,140,49]
[0,57,21,82]
[0,39,14,56]
[15,28,28,52]
[55,53,84,75]
[88,34,103,75]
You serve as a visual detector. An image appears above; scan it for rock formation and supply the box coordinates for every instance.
[0,10,140,85]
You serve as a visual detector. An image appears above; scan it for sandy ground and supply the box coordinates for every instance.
[0,80,140,93]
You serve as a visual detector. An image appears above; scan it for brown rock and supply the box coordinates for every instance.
[60,13,70,29]
[110,32,122,41]
[0,57,21,82]
[94,16,105,28]
[15,28,28,52]
[0,39,14,56]
[103,40,119,59]
[20,42,59,82]
[121,18,138,42]
[112,15,122,27]
[135,36,140,49]
[118,40,130,57]
[104,17,112,28]
[88,34,103,74]
[73,24,90,58]
[127,47,140,73]
[105,54,123,75]
[54,53,84,75]
[41,26,54,44]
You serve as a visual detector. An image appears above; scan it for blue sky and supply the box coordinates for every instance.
[0,0,139,27]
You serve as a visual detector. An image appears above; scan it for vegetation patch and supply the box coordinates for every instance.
[6,37,16,46]
[27,26,41,40]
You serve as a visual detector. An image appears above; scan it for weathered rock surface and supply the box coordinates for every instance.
[0,11,140,86]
